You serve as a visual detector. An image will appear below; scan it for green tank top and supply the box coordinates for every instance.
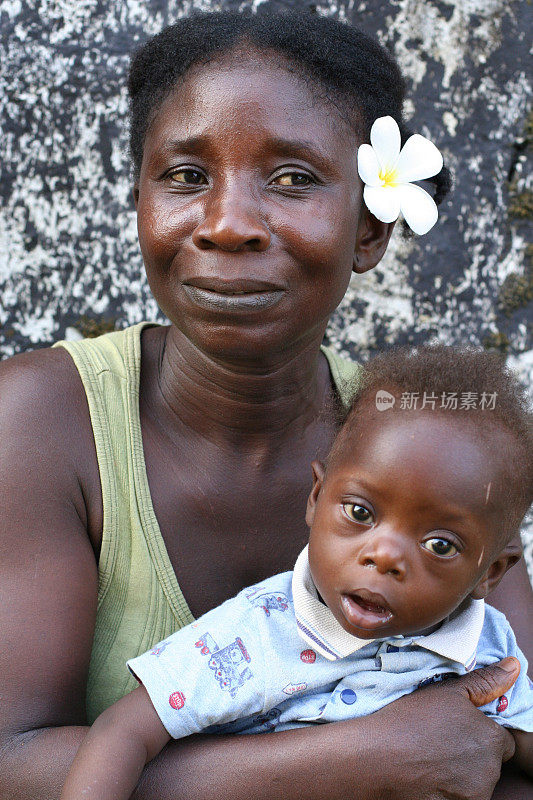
[55,322,362,722]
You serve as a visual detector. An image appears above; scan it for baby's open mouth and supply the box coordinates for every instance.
[353,594,389,614]
[341,590,393,631]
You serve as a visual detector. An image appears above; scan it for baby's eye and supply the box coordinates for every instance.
[272,172,313,187]
[421,538,458,557]
[343,503,374,525]
[169,169,207,185]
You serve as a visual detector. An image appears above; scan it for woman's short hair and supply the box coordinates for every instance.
[128,9,451,204]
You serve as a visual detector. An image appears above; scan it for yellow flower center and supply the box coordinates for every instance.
[379,167,399,187]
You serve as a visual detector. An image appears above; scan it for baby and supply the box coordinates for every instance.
[61,344,533,799]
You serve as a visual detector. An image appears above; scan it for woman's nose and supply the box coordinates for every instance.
[357,530,408,579]
[192,183,271,252]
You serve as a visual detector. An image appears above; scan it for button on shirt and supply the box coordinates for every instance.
[127,547,533,739]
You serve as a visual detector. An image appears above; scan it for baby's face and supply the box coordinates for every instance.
[307,411,512,640]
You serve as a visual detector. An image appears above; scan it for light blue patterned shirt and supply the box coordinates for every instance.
[127,547,533,738]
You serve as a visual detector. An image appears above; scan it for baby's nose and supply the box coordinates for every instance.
[357,531,408,579]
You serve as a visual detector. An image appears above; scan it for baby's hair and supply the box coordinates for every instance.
[128,8,451,206]
[332,344,533,533]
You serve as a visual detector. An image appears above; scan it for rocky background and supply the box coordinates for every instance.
[1,0,532,575]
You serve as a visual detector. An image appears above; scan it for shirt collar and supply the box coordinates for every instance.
[292,545,485,666]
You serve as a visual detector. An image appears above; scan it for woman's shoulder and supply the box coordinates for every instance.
[0,344,86,418]
[0,344,103,541]
[0,343,90,428]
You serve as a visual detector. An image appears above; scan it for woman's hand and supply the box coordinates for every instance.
[366,658,520,800]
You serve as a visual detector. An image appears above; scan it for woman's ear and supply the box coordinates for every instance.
[353,207,396,275]
[470,543,522,600]
[305,460,326,529]
[133,185,140,208]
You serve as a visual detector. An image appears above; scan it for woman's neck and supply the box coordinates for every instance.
[145,324,333,450]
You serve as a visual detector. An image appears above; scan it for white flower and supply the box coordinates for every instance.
[357,116,444,235]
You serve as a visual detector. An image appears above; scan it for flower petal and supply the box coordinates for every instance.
[398,183,438,234]
[357,143,382,186]
[395,134,443,183]
[370,116,401,173]
[363,185,402,223]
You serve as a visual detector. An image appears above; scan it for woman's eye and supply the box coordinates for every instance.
[343,503,373,524]
[272,173,313,187]
[422,538,458,557]
[169,169,206,185]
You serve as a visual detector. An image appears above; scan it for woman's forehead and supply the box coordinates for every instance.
[143,55,359,163]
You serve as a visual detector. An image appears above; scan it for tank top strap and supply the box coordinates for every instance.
[55,323,194,721]
[320,344,363,410]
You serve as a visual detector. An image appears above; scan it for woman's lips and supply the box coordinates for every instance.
[183,284,284,312]
[340,589,393,631]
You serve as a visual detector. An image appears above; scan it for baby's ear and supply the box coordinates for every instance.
[305,461,326,528]
[470,542,522,600]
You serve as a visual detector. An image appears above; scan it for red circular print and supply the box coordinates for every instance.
[300,649,316,663]
[169,691,186,710]
[496,695,508,713]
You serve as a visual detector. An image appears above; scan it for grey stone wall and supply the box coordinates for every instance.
[1,0,532,574]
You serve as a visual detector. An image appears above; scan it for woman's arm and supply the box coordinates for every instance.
[0,351,100,799]
[0,352,526,800]
[493,762,533,799]
[510,729,533,779]
[126,663,519,800]
[59,662,531,800]
[0,684,523,800]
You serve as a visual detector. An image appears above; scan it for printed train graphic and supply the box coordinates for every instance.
[244,586,290,616]
[195,632,253,698]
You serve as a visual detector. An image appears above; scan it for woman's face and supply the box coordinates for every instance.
[135,51,391,360]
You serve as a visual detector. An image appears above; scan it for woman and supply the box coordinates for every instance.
[0,10,531,799]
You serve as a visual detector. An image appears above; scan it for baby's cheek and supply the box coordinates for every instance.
[308,552,337,604]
